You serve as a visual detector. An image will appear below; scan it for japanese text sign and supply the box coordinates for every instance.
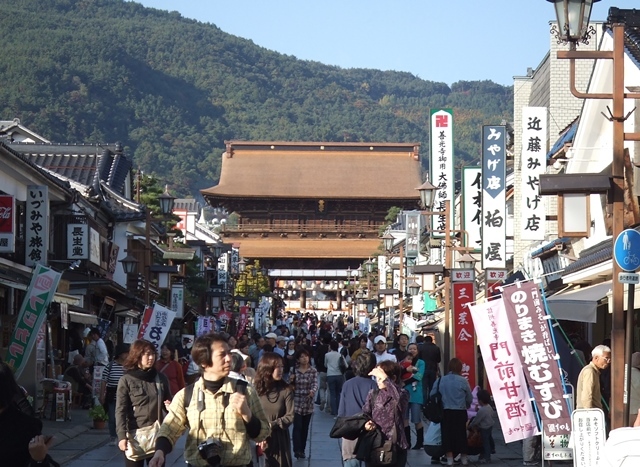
[67,224,88,259]
[5,264,61,377]
[26,185,49,267]
[462,167,482,252]
[481,126,506,269]
[502,280,571,436]
[170,283,184,319]
[571,408,605,467]
[430,109,454,237]
[137,303,176,352]
[468,298,538,443]
[453,281,476,388]
[521,107,547,241]
[405,211,421,259]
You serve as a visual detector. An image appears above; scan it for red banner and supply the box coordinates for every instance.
[502,280,571,436]
[0,195,15,253]
[453,281,476,388]
[137,306,154,339]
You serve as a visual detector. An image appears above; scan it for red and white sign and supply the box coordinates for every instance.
[468,298,538,443]
[486,269,508,298]
[237,306,249,338]
[137,304,176,352]
[0,195,15,253]
[453,281,476,388]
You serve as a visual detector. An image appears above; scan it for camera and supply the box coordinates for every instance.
[197,437,223,466]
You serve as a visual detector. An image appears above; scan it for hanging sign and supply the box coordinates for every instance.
[430,109,454,237]
[521,107,547,240]
[26,185,49,266]
[0,195,15,253]
[481,126,506,269]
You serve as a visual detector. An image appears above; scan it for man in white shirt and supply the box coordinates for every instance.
[274,336,286,357]
[88,327,109,366]
[373,335,397,364]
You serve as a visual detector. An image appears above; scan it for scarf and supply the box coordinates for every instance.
[127,366,158,382]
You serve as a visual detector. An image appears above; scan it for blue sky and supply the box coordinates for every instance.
[134,1,640,86]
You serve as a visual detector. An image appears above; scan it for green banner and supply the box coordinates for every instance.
[5,264,61,377]
[423,292,438,314]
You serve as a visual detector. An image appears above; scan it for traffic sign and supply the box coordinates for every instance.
[618,273,640,284]
[613,229,640,272]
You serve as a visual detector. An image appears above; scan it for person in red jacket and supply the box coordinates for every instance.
[155,342,185,398]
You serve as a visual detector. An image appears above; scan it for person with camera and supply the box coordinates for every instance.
[255,352,295,467]
[148,333,270,467]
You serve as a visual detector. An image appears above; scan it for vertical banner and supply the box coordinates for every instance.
[502,281,571,435]
[378,255,388,290]
[486,269,508,298]
[137,304,176,352]
[572,409,606,467]
[237,306,249,338]
[0,194,15,253]
[171,283,185,319]
[26,185,49,267]
[521,107,547,240]
[451,269,476,388]
[462,167,482,252]
[67,224,88,259]
[89,228,100,266]
[430,109,454,237]
[5,264,61,377]
[218,252,228,286]
[197,315,214,336]
[468,298,538,443]
[405,212,421,259]
[481,126,506,269]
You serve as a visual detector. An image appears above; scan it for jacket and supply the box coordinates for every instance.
[115,370,171,441]
[156,376,270,466]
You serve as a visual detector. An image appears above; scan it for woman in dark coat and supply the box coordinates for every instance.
[362,360,410,467]
[255,352,294,467]
[115,339,171,467]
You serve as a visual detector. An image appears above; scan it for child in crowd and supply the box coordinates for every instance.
[468,389,495,464]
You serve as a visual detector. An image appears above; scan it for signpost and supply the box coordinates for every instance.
[614,229,640,425]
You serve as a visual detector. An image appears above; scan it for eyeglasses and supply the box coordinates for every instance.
[602,356,611,362]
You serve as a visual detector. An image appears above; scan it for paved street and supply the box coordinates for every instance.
[46,405,546,467]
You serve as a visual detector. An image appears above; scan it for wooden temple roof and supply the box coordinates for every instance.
[234,238,381,259]
[201,141,422,200]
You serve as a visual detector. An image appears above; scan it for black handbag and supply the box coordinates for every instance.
[423,377,444,423]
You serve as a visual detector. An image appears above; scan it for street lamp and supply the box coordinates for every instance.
[121,187,176,307]
[457,254,477,270]
[544,3,640,429]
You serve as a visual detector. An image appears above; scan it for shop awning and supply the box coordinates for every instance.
[545,282,612,323]
[68,310,99,325]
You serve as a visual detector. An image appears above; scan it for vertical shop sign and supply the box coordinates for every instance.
[26,186,49,267]
[462,167,482,252]
[430,109,454,237]
[451,269,476,388]
[405,212,420,259]
[468,298,538,443]
[67,224,88,259]
[5,264,61,377]
[521,107,547,240]
[481,126,506,269]
[171,283,185,319]
[0,195,15,253]
[502,280,571,435]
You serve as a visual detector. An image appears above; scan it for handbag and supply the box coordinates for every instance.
[467,427,483,448]
[423,377,444,423]
[368,390,397,466]
[125,376,163,461]
[338,355,347,374]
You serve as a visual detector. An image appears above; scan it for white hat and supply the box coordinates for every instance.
[265,333,277,340]
[374,336,386,344]
[276,336,287,343]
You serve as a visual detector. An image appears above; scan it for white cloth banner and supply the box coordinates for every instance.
[137,303,176,352]
[468,298,538,443]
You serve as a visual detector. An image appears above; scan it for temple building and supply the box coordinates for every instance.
[201,141,422,312]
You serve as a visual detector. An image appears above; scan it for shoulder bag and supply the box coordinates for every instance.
[423,377,444,423]
[125,375,163,461]
[368,390,397,466]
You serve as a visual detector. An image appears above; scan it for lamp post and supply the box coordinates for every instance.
[546,1,640,429]
[120,187,176,307]
[416,180,453,366]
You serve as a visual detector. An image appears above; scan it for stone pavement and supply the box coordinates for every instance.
[41,406,554,466]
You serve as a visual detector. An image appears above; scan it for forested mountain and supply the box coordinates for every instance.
[0,0,512,197]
